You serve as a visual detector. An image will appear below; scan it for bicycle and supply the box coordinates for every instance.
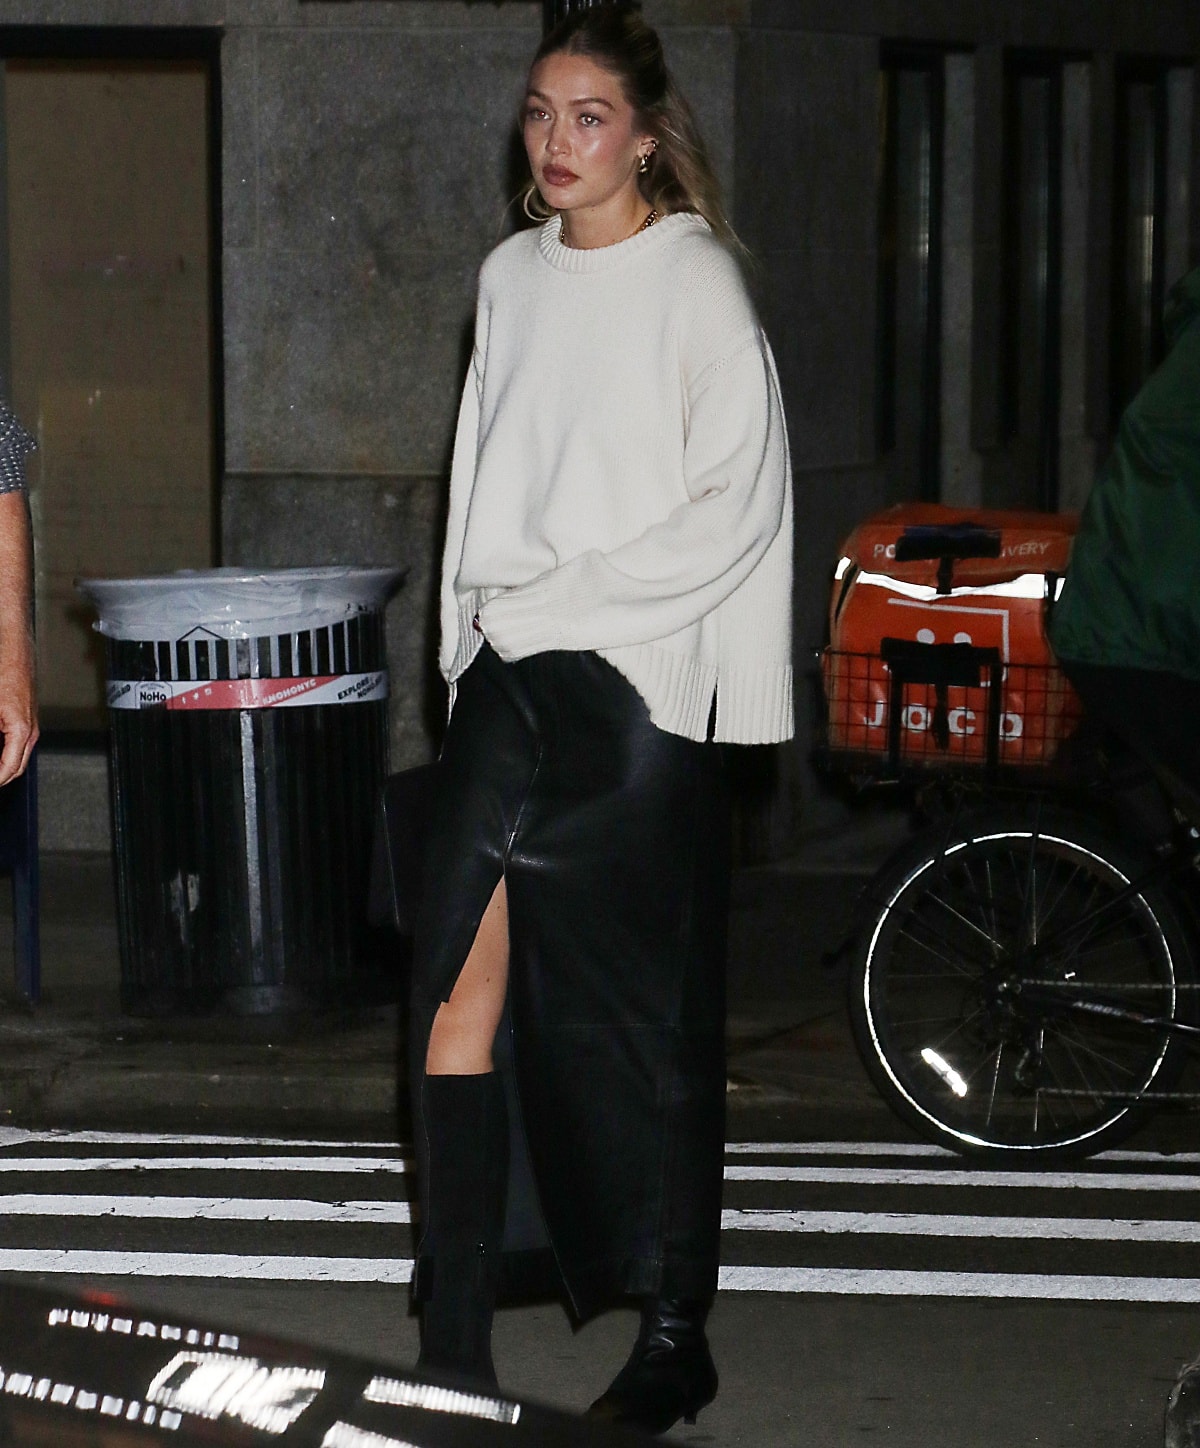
[821,640,1200,1163]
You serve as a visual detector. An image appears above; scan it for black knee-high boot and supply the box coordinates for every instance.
[415,1072,508,1392]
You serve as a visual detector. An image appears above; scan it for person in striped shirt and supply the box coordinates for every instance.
[0,398,37,785]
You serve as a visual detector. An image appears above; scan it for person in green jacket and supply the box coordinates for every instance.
[1049,265,1200,810]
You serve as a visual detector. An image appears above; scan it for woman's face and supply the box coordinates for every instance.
[524,51,654,223]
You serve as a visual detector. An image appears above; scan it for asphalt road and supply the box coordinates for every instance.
[2,848,1199,1445]
[1,1125,1199,1446]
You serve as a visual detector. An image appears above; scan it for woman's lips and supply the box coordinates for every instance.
[542,165,578,187]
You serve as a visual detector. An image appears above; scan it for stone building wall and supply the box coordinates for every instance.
[1,0,1197,851]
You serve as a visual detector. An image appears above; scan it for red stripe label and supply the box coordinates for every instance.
[106,673,388,711]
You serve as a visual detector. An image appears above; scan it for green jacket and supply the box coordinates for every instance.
[1050,266,1200,681]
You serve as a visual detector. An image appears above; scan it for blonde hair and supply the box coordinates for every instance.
[520,4,745,256]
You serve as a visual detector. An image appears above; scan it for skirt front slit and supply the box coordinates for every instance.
[411,644,730,1320]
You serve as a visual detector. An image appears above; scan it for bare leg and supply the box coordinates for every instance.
[425,876,509,1075]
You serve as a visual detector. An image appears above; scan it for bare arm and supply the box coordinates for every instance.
[0,489,37,785]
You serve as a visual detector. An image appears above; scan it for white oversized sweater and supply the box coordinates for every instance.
[440,212,794,744]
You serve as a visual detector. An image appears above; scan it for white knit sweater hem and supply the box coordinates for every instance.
[448,595,792,744]
[597,643,794,745]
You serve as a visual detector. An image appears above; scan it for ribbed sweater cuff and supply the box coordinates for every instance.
[475,585,566,659]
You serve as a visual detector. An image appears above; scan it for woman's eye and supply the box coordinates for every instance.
[579,112,601,126]
[524,106,548,122]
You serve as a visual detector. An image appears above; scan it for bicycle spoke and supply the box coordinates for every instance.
[893,903,998,972]
[984,1040,1003,1129]
[888,924,986,980]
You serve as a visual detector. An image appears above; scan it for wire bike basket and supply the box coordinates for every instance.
[822,644,1083,775]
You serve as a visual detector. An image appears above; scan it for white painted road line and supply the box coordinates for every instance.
[5,1196,1193,1240]
[7,1252,1197,1299]
[725,1165,1200,1191]
[0,1196,411,1223]
[721,1209,1200,1242]
[718,1267,1200,1302]
[726,1142,952,1157]
[5,1132,1197,1165]
[0,1129,401,1151]
[0,1250,415,1282]
[725,1141,1200,1164]
[0,1157,408,1175]
[5,1133,1196,1166]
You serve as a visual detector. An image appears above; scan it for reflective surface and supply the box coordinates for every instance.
[0,1280,639,1445]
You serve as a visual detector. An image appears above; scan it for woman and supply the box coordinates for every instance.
[410,5,793,1433]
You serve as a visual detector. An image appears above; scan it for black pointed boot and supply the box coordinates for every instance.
[588,1296,718,1434]
[414,1072,508,1393]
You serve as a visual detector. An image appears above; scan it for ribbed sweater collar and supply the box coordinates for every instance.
[536,211,708,273]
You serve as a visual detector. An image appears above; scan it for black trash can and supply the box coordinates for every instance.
[77,567,402,1015]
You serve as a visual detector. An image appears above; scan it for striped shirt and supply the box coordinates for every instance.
[0,400,33,495]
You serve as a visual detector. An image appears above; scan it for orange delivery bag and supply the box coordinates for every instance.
[822,503,1082,770]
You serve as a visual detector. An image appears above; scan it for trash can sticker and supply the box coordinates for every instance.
[106,672,388,711]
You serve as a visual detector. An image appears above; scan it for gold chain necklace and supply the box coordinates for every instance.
[559,208,660,249]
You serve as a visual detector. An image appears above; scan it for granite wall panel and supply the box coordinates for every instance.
[220,25,258,250]
[224,22,536,478]
[747,0,1200,51]
[0,1,224,22]
[735,27,879,482]
[736,30,878,252]
[253,28,535,257]
[285,1,540,31]
[758,244,877,472]
[223,243,479,475]
[651,24,737,202]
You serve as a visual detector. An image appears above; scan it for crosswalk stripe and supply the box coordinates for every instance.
[725,1141,1200,1164]
[726,1141,952,1157]
[0,1129,400,1151]
[0,1196,411,1223]
[717,1266,1200,1302]
[11,1251,1199,1298]
[0,1250,415,1282]
[0,1157,408,1175]
[2,1131,1193,1165]
[4,1197,1194,1241]
[13,1250,1200,1297]
[721,1209,1200,1241]
[725,1165,1200,1191]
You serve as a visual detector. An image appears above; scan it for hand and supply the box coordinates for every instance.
[0,490,37,786]
[0,644,37,787]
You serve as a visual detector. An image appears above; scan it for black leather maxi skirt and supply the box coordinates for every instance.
[410,643,730,1322]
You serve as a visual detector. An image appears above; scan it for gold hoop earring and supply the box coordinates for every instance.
[522,183,547,222]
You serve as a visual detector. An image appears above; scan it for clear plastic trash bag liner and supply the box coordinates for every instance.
[77,566,404,642]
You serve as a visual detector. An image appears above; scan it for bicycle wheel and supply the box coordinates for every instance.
[849,807,1197,1160]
